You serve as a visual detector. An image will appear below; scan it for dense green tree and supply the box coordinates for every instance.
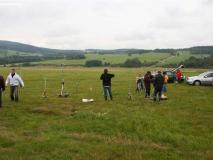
[122,58,142,68]
[85,60,103,67]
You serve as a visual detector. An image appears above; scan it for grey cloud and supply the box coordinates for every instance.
[44,26,81,39]
[0,0,212,49]
[115,32,155,42]
[203,0,213,5]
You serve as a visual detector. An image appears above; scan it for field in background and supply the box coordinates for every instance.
[0,50,42,57]
[0,67,212,160]
[33,51,208,66]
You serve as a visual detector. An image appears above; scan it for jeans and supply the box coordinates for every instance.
[154,87,162,101]
[162,84,167,93]
[10,86,19,101]
[103,86,112,100]
[145,87,150,97]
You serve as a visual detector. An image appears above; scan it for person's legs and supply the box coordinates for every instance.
[10,86,15,101]
[14,86,19,102]
[163,84,167,96]
[158,89,161,101]
[153,88,157,101]
[145,85,150,98]
[141,81,144,90]
[103,86,108,100]
[108,87,113,100]
[138,82,142,92]
[147,88,150,97]
[135,83,139,92]
[144,84,147,97]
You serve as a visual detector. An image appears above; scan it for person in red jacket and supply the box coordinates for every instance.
[176,69,183,83]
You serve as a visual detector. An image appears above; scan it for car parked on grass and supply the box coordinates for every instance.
[186,71,213,86]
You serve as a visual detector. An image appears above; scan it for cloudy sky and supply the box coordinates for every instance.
[0,0,213,49]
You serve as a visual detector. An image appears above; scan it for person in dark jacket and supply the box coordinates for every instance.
[144,71,152,98]
[153,71,164,101]
[0,75,5,107]
[100,69,114,100]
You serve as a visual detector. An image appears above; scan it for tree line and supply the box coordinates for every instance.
[85,58,157,67]
[0,53,85,65]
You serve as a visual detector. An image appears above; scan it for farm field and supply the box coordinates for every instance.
[0,67,212,160]
[34,52,208,66]
[0,50,42,57]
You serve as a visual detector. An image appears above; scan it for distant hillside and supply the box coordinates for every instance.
[87,46,213,55]
[1,40,212,55]
[0,40,84,55]
[187,46,213,54]
[0,40,212,67]
[0,40,85,65]
[86,49,152,54]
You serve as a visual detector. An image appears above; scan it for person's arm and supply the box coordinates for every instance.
[17,75,24,87]
[5,75,10,86]
[110,74,115,78]
[100,74,103,80]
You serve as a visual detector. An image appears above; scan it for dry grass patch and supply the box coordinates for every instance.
[69,132,168,150]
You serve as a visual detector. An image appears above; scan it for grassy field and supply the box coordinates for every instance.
[0,67,212,160]
[34,52,208,66]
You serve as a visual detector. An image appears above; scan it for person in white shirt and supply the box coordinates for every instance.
[6,68,24,102]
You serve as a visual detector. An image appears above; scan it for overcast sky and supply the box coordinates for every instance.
[0,0,213,49]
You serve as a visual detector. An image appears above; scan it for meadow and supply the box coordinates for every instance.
[0,67,212,160]
[34,52,208,66]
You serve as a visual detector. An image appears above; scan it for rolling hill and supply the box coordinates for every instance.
[0,40,84,56]
[0,40,212,67]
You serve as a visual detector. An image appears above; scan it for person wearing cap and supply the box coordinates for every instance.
[153,71,164,101]
[100,68,114,100]
[5,69,24,102]
[0,75,5,107]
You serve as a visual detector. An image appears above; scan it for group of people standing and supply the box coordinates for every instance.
[0,69,24,108]
[140,71,168,101]
[0,68,180,105]
[100,68,169,101]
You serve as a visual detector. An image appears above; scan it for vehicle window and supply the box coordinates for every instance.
[205,73,213,78]
[167,72,173,76]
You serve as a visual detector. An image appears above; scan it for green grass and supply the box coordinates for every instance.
[34,52,171,65]
[34,52,209,66]
[0,67,212,160]
[158,51,209,65]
